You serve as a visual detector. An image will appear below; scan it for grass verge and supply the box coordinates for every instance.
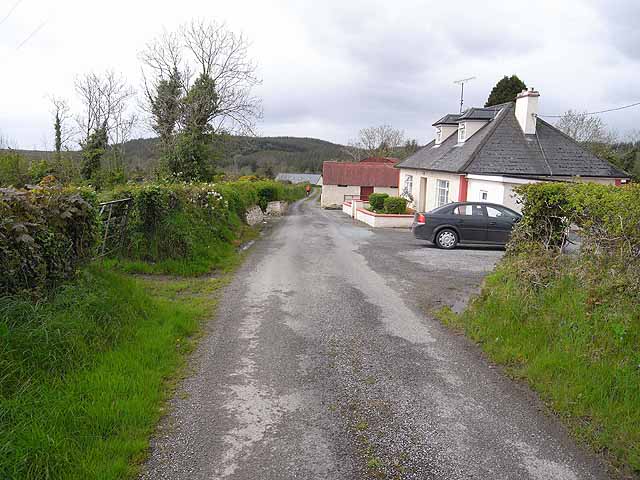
[438,262,640,477]
[0,263,231,479]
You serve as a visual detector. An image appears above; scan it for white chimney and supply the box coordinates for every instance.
[515,88,540,135]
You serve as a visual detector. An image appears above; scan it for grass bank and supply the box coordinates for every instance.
[439,260,640,477]
[0,263,231,479]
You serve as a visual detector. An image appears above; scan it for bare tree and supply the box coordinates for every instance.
[74,70,136,146]
[344,125,405,160]
[140,19,262,137]
[48,96,74,151]
[556,110,615,144]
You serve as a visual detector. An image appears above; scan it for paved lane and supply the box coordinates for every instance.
[141,194,610,479]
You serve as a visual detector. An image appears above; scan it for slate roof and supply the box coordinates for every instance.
[457,107,501,121]
[397,103,628,178]
[275,173,322,184]
[433,114,461,126]
[323,161,399,187]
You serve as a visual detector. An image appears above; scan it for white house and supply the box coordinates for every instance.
[396,89,629,213]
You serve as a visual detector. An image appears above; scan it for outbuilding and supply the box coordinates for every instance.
[321,157,399,208]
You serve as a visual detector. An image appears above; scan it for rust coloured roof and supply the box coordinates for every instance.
[322,161,399,187]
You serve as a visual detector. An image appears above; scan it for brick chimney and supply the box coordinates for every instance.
[515,88,540,135]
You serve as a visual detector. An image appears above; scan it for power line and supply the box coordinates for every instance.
[539,101,640,118]
[16,18,47,49]
[0,0,23,26]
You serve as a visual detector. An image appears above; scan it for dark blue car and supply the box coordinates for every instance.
[412,202,522,249]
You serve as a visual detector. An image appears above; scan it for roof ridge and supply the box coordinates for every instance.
[458,104,512,173]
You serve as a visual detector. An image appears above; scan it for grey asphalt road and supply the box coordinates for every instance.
[140,193,611,480]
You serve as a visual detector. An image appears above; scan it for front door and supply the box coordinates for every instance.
[418,177,428,211]
[360,186,374,201]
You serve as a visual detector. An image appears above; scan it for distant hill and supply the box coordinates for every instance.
[8,135,351,176]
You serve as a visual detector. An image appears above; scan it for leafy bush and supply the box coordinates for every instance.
[0,151,30,187]
[0,185,99,294]
[368,193,389,212]
[255,182,280,211]
[383,196,407,214]
[512,182,640,257]
[103,180,304,273]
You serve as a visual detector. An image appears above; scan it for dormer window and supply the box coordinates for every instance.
[435,126,442,144]
[458,123,466,143]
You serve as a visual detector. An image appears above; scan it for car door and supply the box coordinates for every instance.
[485,205,518,244]
[451,204,487,243]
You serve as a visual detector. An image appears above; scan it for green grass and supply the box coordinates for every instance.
[108,216,258,276]
[439,263,640,476]
[0,264,227,479]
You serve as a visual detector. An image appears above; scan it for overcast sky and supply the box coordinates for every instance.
[1,0,639,149]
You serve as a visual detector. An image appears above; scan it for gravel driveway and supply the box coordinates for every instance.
[140,194,611,479]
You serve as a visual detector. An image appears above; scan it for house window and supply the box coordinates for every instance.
[337,184,348,187]
[458,123,466,142]
[435,126,442,144]
[436,179,450,207]
[480,190,488,201]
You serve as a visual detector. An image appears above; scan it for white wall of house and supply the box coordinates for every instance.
[321,185,399,208]
[469,175,620,213]
[467,178,505,205]
[399,168,461,212]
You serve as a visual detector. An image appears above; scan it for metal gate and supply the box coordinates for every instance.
[96,198,132,257]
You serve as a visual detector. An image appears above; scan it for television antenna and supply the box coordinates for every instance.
[454,76,476,113]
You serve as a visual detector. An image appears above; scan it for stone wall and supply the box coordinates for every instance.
[266,201,288,216]
[245,205,264,225]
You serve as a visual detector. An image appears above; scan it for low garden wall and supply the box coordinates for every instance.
[342,199,412,229]
[355,208,413,228]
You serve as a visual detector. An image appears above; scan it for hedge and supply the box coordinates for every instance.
[104,180,305,263]
[511,182,640,258]
[0,184,99,294]
[368,193,389,212]
[383,196,408,214]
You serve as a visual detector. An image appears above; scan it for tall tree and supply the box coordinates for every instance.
[555,110,613,144]
[54,112,61,154]
[49,96,73,157]
[344,125,405,160]
[485,75,527,107]
[140,20,262,180]
[75,71,136,180]
[81,126,108,180]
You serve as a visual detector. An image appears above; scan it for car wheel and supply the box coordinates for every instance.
[435,228,458,249]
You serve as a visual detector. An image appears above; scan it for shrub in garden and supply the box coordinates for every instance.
[0,184,99,294]
[368,193,389,212]
[383,196,407,214]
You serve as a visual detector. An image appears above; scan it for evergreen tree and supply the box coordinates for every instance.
[81,127,108,180]
[54,112,62,157]
[485,75,527,107]
[149,68,182,152]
